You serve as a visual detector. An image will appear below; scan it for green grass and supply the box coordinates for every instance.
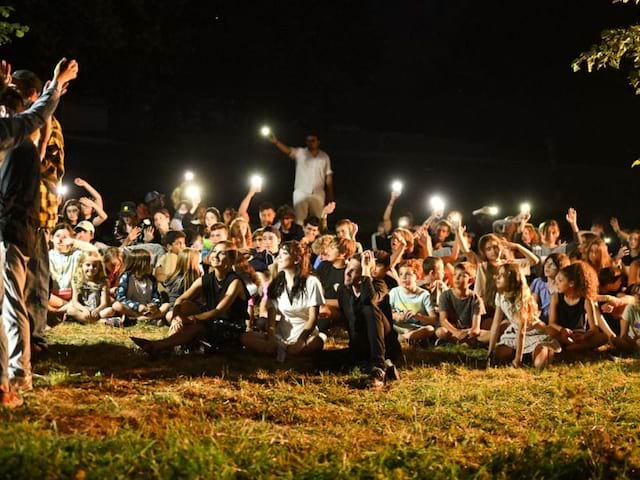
[1,323,639,479]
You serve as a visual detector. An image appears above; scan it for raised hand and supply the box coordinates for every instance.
[53,58,79,87]
[322,201,336,217]
[565,208,577,226]
[74,177,87,188]
[610,217,621,232]
[0,60,11,85]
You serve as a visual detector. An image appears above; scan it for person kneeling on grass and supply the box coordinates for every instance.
[131,241,248,354]
[436,262,490,345]
[111,249,169,326]
[488,263,561,369]
[241,240,326,361]
[389,262,437,344]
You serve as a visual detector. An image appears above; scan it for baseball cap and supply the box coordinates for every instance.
[74,220,95,234]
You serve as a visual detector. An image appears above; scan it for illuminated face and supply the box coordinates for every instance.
[544,224,560,243]
[344,259,362,287]
[105,257,122,274]
[281,216,294,230]
[169,237,186,255]
[483,240,501,262]
[262,232,280,254]
[588,244,601,265]
[305,136,320,150]
[210,243,231,269]
[210,228,228,244]
[276,247,296,270]
[436,225,450,243]
[390,232,404,251]
[398,266,417,290]
[52,228,72,253]
[554,271,570,294]
[543,258,559,279]
[373,263,387,279]
[630,233,640,250]
[453,269,470,290]
[253,235,264,252]
[336,224,352,240]
[82,260,100,280]
[259,208,276,227]
[495,267,509,292]
[521,227,533,245]
[80,203,93,218]
[304,223,320,241]
[154,212,170,231]
[75,229,92,242]
[190,236,203,252]
[430,260,445,281]
[66,205,79,223]
[205,211,219,228]
[325,245,341,263]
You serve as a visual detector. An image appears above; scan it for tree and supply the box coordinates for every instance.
[0,6,28,45]
[572,0,640,94]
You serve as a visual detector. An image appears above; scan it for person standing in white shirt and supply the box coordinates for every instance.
[270,133,334,224]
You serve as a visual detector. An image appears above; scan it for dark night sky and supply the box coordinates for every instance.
[3,1,640,234]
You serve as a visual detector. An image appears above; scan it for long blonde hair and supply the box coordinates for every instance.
[498,263,538,324]
[229,217,252,249]
[73,251,107,289]
[166,248,201,291]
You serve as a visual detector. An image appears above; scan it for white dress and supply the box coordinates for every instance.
[496,293,561,354]
[271,276,326,344]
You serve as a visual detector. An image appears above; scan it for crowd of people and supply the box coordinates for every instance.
[1,57,639,410]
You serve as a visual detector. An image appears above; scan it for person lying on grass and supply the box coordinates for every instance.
[131,241,248,354]
[112,249,170,326]
[436,262,489,345]
[241,240,326,361]
[488,263,560,369]
[548,261,616,353]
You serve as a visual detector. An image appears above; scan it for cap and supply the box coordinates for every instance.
[144,191,161,204]
[74,220,95,234]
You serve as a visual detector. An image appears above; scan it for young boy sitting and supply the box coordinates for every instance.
[154,230,186,283]
[436,262,489,345]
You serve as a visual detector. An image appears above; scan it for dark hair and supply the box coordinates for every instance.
[124,249,153,278]
[267,241,310,301]
[0,86,25,113]
[205,207,221,222]
[12,70,43,97]
[53,222,74,236]
[165,230,186,247]
[540,253,569,280]
[154,208,170,219]
[422,256,443,274]
[559,261,599,300]
[61,199,82,225]
[183,226,204,246]
[261,225,281,240]
[277,204,296,222]
[598,266,624,288]
[374,250,391,268]
[454,261,476,278]
[304,216,320,227]
[210,222,229,233]
[259,202,275,213]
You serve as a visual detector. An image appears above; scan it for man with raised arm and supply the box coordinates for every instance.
[269,132,334,224]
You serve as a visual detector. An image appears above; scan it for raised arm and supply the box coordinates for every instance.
[79,197,108,227]
[238,184,260,222]
[269,134,292,157]
[325,174,334,204]
[382,191,400,234]
[610,217,630,242]
[74,178,104,210]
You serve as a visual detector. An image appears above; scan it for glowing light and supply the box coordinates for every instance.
[57,184,68,196]
[260,126,271,137]
[605,237,612,245]
[488,206,499,216]
[184,171,195,182]
[429,195,445,213]
[185,185,201,200]
[450,213,461,225]
[398,218,409,228]
[250,174,263,189]
[520,202,531,214]
[391,180,403,194]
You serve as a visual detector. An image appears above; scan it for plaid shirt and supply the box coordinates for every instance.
[39,116,64,229]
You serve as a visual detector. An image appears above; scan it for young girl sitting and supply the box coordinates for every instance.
[549,261,616,352]
[164,248,202,323]
[530,253,570,323]
[103,247,124,300]
[488,263,561,368]
[112,249,170,325]
[66,251,113,324]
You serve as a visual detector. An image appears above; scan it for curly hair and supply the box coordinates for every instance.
[267,241,310,301]
[560,261,599,301]
[392,227,414,253]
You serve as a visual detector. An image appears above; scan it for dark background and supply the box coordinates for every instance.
[3,0,640,241]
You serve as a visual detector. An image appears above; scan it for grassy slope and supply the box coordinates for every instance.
[1,323,639,479]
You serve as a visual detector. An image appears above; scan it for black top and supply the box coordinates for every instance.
[0,140,40,256]
[201,271,248,326]
[314,260,345,300]
[556,293,586,330]
[280,223,304,242]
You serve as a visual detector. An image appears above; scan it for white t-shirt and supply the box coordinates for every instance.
[271,275,325,344]
[289,147,333,195]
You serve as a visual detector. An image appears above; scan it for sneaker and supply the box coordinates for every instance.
[384,359,400,382]
[100,316,126,327]
[10,375,33,392]
[367,367,385,390]
[0,385,23,409]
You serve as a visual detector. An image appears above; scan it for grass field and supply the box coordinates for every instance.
[1,323,639,479]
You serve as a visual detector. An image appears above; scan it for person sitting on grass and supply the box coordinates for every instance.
[66,251,114,324]
[389,261,437,344]
[154,230,186,283]
[48,223,99,318]
[163,248,203,323]
[131,241,248,354]
[111,249,169,326]
[610,284,640,353]
[241,240,326,361]
[548,261,616,352]
[103,247,124,299]
[488,263,561,369]
[420,256,449,311]
[529,253,570,324]
[436,262,489,345]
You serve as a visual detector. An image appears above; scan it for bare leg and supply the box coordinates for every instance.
[289,335,324,356]
[241,331,278,355]
[533,345,554,369]
[493,345,515,365]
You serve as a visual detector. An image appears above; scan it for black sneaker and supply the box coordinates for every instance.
[367,367,386,390]
[384,359,400,382]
